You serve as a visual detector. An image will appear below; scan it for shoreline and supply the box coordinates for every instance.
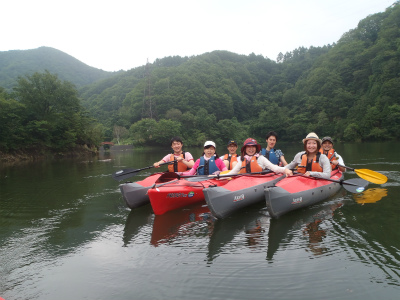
[0,145,98,166]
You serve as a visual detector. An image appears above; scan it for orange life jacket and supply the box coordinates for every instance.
[167,152,188,172]
[223,154,238,170]
[239,157,263,174]
[319,148,338,170]
[297,152,323,174]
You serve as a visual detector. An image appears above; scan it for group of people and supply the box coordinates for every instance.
[153,132,345,179]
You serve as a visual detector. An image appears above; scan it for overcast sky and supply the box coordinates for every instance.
[1,0,394,72]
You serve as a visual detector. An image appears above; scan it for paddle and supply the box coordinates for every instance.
[315,177,369,193]
[149,170,277,190]
[338,164,387,184]
[185,169,274,180]
[112,161,174,181]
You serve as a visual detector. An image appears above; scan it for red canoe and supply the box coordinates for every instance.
[148,176,231,215]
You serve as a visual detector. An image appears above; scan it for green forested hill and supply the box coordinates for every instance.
[0,46,117,90]
[80,2,400,146]
[1,3,400,155]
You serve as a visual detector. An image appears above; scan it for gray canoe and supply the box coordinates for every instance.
[203,173,285,219]
[265,171,344,218]
[119,172,170,209]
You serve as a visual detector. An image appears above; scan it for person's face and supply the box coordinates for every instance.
[245,145,257,156]
[266,136,277,149]
[306,140,318,154]
[171,141,183,153]
[322,141,333,151]
[227,144,238,154]
[204,146,216,158]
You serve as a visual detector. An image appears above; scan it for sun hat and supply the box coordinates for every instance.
[227,139,237,146]
[321,136,334,144]
[302,132,322,145]
[241,138,261,154]
[204,141,216,148]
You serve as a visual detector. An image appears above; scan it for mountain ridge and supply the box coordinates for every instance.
[0,46,121,90]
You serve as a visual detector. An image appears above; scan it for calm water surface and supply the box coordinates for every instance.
[0,142,399,300]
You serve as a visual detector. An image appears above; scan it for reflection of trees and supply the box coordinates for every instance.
[334,202,400,286]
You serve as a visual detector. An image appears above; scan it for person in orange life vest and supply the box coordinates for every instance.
[285,132,331,179]
[179,141,228,176]
[320,136,346,172]
[222,139,239,170]
[225,138,292,176]
[153,136,194,172]
[261,131,288,166]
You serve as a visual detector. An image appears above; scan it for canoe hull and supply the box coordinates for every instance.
[265,171,343,218]
[203,173,285,219]
[119,173,163,209]
[148,178,230,215]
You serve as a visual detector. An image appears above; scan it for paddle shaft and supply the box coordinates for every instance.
[112,161,174,181]
[180,170,274,180]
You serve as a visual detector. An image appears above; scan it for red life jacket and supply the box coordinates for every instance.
[239,157,263,174]
[297,152,323,174]
[167,152,188,172]
[223,154,238,170]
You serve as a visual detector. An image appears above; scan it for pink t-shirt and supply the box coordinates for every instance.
[162,152,194,163]
[181,156,228,176]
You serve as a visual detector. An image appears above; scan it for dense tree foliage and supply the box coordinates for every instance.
[83,2,398,146]
[0,71,103,152]
[1,2,400,154]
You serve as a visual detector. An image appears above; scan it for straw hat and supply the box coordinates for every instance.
[302,132,322,145]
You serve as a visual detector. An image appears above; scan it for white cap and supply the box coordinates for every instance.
[204,141,216,148]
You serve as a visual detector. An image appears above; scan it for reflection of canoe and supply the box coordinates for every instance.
[203,173,285,219]
[265,171,343,218]
[207,203,270,262]
[123,205,154,246]
[150,203,214,247]
[267,198,345,260]
[119,172,173,209]
[148,177,230,215]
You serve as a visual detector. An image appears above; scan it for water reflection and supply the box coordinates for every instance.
[267,197,346,260]
[122,205,154,246]
[207,204,270,261]
[150,203,213,247]
[302,202,343,256]
[353,188,388,204]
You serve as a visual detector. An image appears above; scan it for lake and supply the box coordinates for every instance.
[0,142,399,300]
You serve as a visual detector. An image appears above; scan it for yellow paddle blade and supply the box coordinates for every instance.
[220,170,230,175]
[353,188,388,204]
[354,169,387,184]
